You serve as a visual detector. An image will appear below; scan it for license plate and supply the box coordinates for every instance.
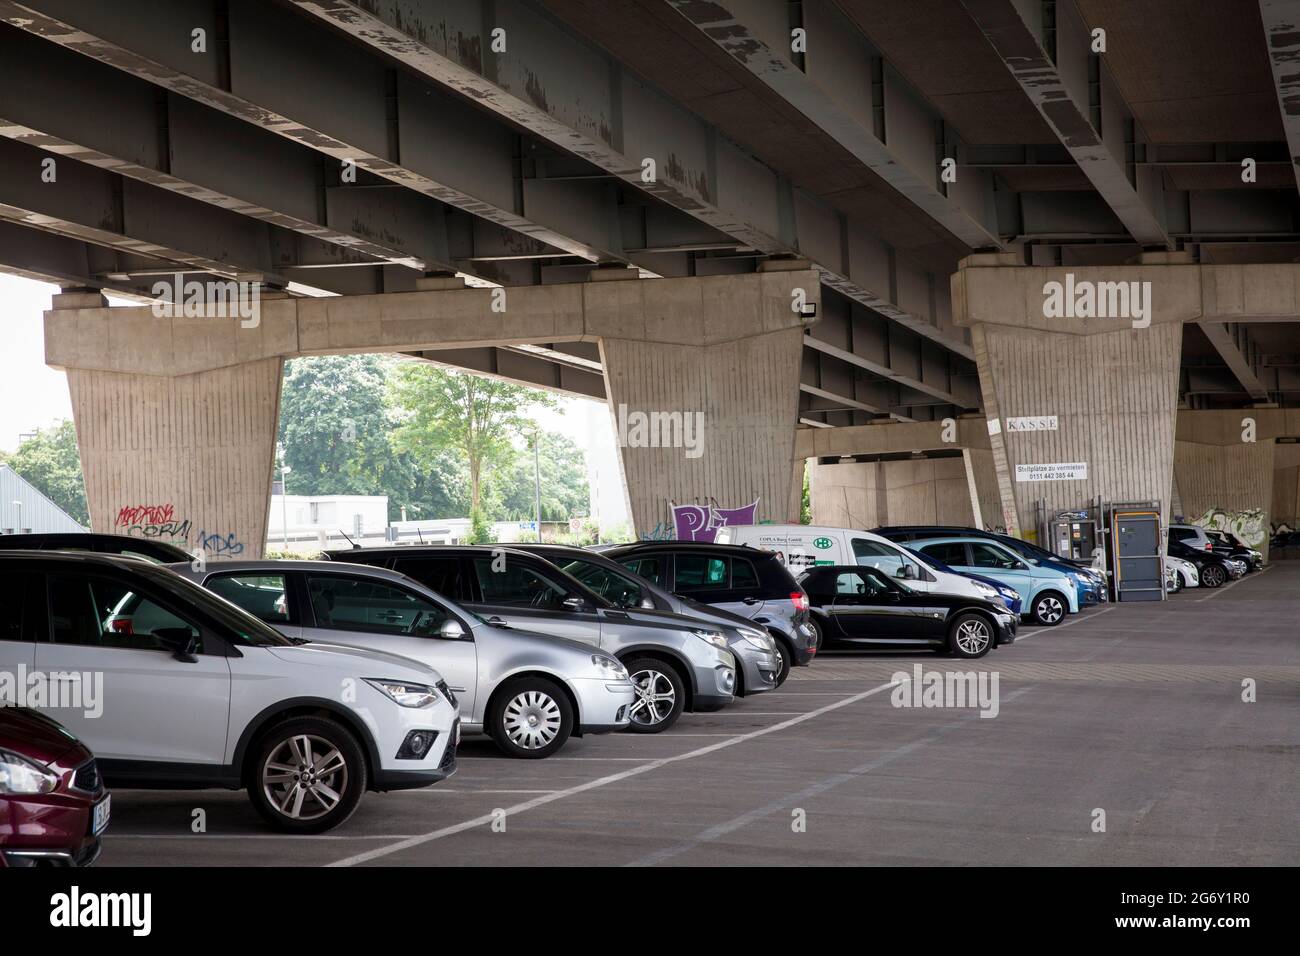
[92,794,111,835]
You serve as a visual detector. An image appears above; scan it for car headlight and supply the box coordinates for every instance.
[689,628,729,649]
[591,654,629,680]
[736,626,774,652]
[364,678,440,708]
[0,750,59,795]
[972,581,999,598]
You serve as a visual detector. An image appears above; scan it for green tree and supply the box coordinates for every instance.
[388,364,556,514]
[497,431,589,522]
[5,419,88,526]
[277,355,465,521]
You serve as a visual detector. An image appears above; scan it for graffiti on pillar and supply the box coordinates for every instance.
[670,499,760,543]
[1187,507,1268,548]
[114,504,192,540]
[638,521,675,541]
[197,530,246,556]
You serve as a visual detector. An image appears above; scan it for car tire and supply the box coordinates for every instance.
[248,716,368,834]
[1200,564,1226,588]
[623,657,686,733]
[1031,590,1068,626]
[770,636,792,687]
[948,612,994,659]
[808,618,824,653]
[488,677,574,758]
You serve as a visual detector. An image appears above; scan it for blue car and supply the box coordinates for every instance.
[905,547,1022,616]
[909,537,1080,626]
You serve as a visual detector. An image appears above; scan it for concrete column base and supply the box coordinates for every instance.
[69,358,282,559]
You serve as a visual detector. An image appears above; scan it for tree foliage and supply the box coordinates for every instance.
[5,419,89,526]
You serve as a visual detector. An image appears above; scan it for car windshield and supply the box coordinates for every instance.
[145,566,294,646]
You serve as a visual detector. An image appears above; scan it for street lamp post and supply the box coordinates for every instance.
[280,464,292,551]
[532,430,542,543]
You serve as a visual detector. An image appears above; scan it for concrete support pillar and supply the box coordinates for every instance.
[955,255,1195,540]
[590,263,816,537]
[69,359,282,559]
[972,322,1183,537]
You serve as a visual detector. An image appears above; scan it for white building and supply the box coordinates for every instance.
[266,492,389,552]
[0,464,85,534]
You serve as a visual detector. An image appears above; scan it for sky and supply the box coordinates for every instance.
[0,273,630,525]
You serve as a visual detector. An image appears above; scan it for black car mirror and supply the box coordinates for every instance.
[155,627,200,663]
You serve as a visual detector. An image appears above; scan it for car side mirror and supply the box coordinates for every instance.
[638,597,655,610]
[439,619,466,640]
[155,627,200,663]
[895,565,916,580]
[562,595,587,612]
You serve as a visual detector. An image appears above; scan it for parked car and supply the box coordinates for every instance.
[173,560,636,758]
[0,532,190,564]
[1167,537,1240,588]
[1169,523,1216,553]
[1205,530,1263,571]
[907,537,1080,625]
[508,543,781,695]
[600,539,818,683]
[710,524,1011,626]
[1165,554,1200,590]
[0,551,458,833]
[0,708,110,867]
[875,525,1108,606]
[798,565,1015,658]
[323,546,736,732]
[901,547,1023,616]
[1165,561,1182,594]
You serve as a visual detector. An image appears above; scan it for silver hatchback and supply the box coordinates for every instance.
[169,560,636,759]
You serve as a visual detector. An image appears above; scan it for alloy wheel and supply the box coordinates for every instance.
[955,618,991,654]
[502,690,563,750]
[628,668,677,727]
[262,734,349,822]
[1202,565,1225,588]
[1036,596,1065,624]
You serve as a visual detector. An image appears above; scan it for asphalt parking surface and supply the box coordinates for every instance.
[101,564,1299,866]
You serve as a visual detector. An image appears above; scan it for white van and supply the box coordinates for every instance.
[713,524,1004,604]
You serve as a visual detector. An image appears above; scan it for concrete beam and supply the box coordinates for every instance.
[661,0,1004,252]
[794,416,991,459]
[1196,322,1270,400]
[412,346,607,400]
[959,0,1173,248]
[1260,0,1300,195]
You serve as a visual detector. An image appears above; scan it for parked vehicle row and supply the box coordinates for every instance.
[5,516,1218,858]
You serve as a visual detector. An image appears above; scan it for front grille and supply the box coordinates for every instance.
[436,679,458,707]
[71,759,100,794]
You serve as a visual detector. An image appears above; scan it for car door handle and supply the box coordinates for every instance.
[742,597,759,605]
[487,616,506,626]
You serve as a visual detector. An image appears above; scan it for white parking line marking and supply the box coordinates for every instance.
[1194,566,1268,602]
[695,711,806,716]
[109,833,425,840]
[627,686,1035,867]
[326,678,902,867]
[1013,606,1114,642]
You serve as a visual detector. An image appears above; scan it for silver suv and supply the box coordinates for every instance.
[323,546,738,733]
[511,544,779,698]
[170,560,636,759]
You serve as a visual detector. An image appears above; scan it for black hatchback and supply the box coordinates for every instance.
[797,565,1015,659]
[0,532,190,564]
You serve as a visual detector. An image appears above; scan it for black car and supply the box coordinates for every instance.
[0,532,190,564]
[1167,537,1238,588]
[600,541,817,681]
[797,565,1015,659]
[1205,530,1263,571]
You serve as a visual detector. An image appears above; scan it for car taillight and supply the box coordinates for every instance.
[109,619,134,634]
[1205,542,1213,551]
[790,592,809,611]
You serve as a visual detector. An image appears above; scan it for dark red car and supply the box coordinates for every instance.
[0,708,110,867]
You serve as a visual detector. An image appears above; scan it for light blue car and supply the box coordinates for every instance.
[908,537,1079,626]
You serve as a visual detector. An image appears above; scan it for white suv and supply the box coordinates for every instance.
[0,552,458,833]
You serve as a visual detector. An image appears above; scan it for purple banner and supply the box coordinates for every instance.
[670,499,759,542]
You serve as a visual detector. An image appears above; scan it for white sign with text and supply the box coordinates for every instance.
[1006,416,1059,432]
[1015,461,1088,482]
